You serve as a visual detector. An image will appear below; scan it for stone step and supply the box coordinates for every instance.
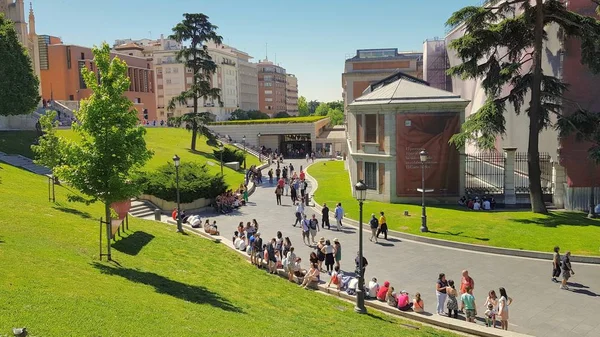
[131,210,155,218]
[130,208,155,217]
[130,204,149,211]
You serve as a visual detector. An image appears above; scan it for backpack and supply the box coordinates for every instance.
[309,219,318,230]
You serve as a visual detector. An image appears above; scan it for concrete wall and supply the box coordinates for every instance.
[0,114,38,130]
[140,194,211,212]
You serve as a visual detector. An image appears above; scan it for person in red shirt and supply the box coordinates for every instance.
[171,208,177,220]
[299,170,305,181]
[377,281,390,301]
[277,177,285,188]
[460,270,475,311]
[397,290,413,311]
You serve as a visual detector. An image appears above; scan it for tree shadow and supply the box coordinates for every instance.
[508,212,600,228]
[92,262,244,313]
[111,231,155,256]
[52,204,93,219]
[428,230,490,241]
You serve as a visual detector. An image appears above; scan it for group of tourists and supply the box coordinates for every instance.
[214,189,244,214]
[459,195,497,210]
[436,270,513,330]
[246,165,262,185]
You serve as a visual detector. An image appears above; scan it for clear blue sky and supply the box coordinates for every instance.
[34,0,477,102]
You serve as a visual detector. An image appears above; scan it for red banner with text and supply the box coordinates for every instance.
[396,114,460,197]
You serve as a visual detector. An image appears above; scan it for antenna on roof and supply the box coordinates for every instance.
[275,52,277,65]
[265,43,268,61]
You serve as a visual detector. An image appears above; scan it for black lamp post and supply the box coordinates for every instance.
[173,154,182,233]
[242,135,246,170]
[354,180,368,314]
[257,133,262,162]
[420,150,429,233]
[219,143,224,176]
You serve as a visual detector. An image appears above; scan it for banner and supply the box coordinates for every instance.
[396,114,460,197]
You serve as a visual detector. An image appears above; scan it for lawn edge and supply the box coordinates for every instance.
[305,160,600,265]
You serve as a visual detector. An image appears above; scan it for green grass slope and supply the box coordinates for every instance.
[308,160,600,256]
[0,163,454,336]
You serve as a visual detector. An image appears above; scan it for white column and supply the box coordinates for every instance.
[552,157,567,209]
[503,147,517,206]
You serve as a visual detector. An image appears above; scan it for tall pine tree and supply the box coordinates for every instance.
[447,0,600,213]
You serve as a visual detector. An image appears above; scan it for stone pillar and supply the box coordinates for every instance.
[503,147,517,206]
[552,157,567,209]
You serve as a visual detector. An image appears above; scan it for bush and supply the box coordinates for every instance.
[136,162,227,203]
[208,116,328,125]
[213,147,244,165]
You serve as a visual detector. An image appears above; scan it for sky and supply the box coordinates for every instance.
[33,0,479,102]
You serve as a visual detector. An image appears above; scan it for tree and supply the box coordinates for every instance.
[168,13,223,151]
[169,112,216,147]
[315,102,330,116]
[326,101,344,111]
[56,43,152,260]
[229,109,249,120]
[246,110,270,120]
[447,0,600,213]
[0,13,39,116]
[308,100,320,115]
[273,111,291,118]
[298,96,309,116]
[31,110,63,201]
[327,108,344,125]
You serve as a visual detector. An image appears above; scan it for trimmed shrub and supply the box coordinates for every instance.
[136,162,227,203]
[208,116,328,125]
[213,147,244,165]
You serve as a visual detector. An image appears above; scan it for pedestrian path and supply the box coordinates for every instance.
[0,151,51,175]
[184,158,600,337]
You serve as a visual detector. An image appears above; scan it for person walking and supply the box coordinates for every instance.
[309,214,320,244]
[354,251,368,279]
[333,238,342,270]
[436,273,448,315]
[283,177,289,196]
[275,167,281,181]
[334,203,344,231]
[290,182,297,203]
[369,214,379,243]
[552,246,561,283]
[268,168,273,184]
[294,202,304,227]
[377,211,388,240]
[301,214,311,245]
[497,287,513,330]
[321,203,330,229]
[275,185,283,205]
[560,251,574,290]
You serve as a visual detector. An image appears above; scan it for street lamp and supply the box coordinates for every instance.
[419,150,429,233]
[242,135,247,170]
[354,180,368,314]
[257,133,262,162]
[219,143,224,176]
[173,154,182,233]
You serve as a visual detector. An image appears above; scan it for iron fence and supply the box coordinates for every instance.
[465,152,505,195]
[514,152,553,194]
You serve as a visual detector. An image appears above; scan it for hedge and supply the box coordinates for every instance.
[213,147,244,165]
[209,116,328,125]
[135,162,227,203]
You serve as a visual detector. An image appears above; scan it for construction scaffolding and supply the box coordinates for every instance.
[423,38,452,91]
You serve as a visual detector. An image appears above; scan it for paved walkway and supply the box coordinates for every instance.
[0,151,51,175]
[195,158,600,337]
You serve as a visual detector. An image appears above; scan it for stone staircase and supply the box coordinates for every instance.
[129,199,158,219]
[0,151,51,175]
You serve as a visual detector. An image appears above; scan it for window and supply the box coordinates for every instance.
[365,162,377,190]
[264,90,272,95]
[80,52,85,60]
[166,79,172,84]
[78,61,87,89]
[186,77,192,84]
[265,98,273,102]
[173,67,178,73]
[166,67,171,73]
[264,82,272,87]
[66,46,71,69]
[186,68,192,73]
[157,67,162,75]
[364,114,377,143]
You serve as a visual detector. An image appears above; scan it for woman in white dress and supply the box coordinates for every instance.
[498,287,513,330]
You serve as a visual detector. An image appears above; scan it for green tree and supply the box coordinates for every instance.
[0,13,39,116]
[298,96,309,116]
[326,101,344,111]
[56,43,152,260]
[168,13,223,151]
[169,112,216,147]
[327,108,344,125]
[273,111,291,118]
[308,100,320,115]
[246,110,270,119]
[315,102,330,116]
[31,110,63,201]
[447,0,600,213]
[229,109,249,120]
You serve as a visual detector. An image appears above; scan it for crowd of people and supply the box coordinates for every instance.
[214,189,244,214]
[459,195,497,210]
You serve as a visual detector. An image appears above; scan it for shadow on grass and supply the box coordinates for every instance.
[112,231,155,256]
[187,149,218,161]
[508,212,600,228]
[52,204,93,219]
[92,262,244,313]
[428,231,490,242]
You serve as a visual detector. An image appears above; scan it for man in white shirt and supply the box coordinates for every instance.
[334,203,344,231]
[294,202,305,227]
[482,199,491,210]
[367,277,380,299]
[473,200,481,210]
[235,236,246,251]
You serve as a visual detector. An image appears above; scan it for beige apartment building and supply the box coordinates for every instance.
[257,60,287,116]
[285,74,299,116]
[342,48,423,109]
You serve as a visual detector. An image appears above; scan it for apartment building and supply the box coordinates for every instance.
[40,44,156,121]
[285,74,299,116]
[257,60,287,116]
[230,48,259,111]
[342,48,423,109]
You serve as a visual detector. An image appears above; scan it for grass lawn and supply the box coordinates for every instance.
[54,127,260,189]
[0,163,456,336]
[308,160,600,256]
[0,130,38,158]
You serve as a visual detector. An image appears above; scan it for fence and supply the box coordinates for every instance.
[465,152,505,195]
[514,152,553,194]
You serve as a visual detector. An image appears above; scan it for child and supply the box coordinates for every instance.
[327,266,342,290]
[485,303,495,327]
